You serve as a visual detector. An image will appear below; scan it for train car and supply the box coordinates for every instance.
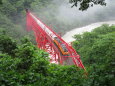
[53,37,69,55]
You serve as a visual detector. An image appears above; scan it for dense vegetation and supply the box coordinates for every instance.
[0,31,84,86]
[0,0,78,39]
[0,24,115,86]
[0,0,115,39]
[0,0,115,86]
[73,24,115,86]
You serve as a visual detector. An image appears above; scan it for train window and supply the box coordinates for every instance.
[54,37,62,43]
[61,44,68,52]
[54,37,68,53]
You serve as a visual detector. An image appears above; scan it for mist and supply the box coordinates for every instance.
[56,0,115,22]
[31,0,115,33]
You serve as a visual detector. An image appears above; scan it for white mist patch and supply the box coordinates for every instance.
[62,21,115,43]
[57,0,115,23]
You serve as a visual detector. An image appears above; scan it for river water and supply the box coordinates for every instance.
[62,21,115,43]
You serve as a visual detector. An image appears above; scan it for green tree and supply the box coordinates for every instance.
[73,24,115,86]
[69,0,106,11]
[84,32,115,86]
[0,34,85,86]
[0,54,21,86]
[0,34,17,56]
[0,0,2,4]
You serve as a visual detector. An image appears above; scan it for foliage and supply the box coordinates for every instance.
[0,0,33,41]
[0,34,84,86]
[0,54,21,86]
[0,0,114,39]
[0,33,17,56]
[0,0,2,4]
[0,0,115,85]
[69,0,106,11]
[73,24,115,86]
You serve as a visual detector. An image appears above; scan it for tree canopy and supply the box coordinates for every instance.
[69,0,106,11]
[0,0,2,4]
[0,32,84,86]
[0,0,115,85]
[0,24,115,86]
[72,24,115,86]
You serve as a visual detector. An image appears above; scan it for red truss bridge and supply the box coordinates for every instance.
[26,10,85,69]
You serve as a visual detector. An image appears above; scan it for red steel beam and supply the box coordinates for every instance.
[26,10,85,69]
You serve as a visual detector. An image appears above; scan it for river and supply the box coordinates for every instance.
[62,21,115,43]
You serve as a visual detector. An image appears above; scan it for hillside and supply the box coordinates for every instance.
[0,0,115,86]
[0,24,115,86]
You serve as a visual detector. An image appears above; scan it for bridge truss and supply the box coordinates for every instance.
[26,10,85,69]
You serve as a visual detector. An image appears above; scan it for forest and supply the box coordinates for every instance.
[0,0,115,86]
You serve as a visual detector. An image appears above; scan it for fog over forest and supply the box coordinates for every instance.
[32,0,115,34]
[56,0,115,22]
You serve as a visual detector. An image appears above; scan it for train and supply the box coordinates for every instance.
[53,37,69,55]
